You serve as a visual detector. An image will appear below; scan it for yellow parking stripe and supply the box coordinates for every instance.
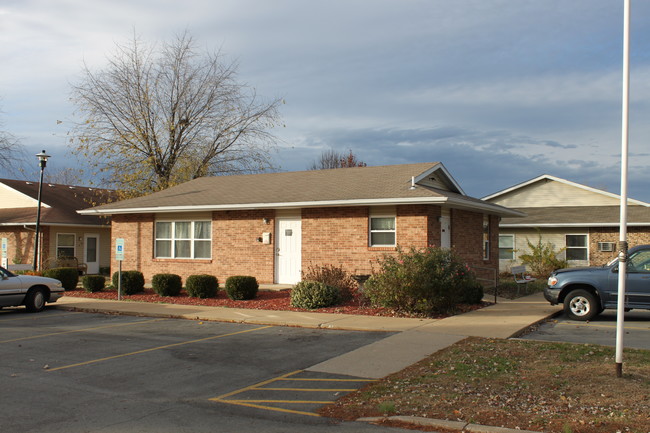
[215,400,321,417]
[0,312,77,322]
[211,370,376,417]
[0,318,167,344]
[48,325,272,372]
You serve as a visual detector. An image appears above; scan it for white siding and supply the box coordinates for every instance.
[491,180,620,208]
[0,183,37,208]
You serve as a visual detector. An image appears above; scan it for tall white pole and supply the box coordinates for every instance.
[615,0,631,378]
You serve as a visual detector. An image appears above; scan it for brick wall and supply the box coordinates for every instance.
[589,227,650,265]
[0,228,54,268]
[110,205,499,283]
[450,210,499,281]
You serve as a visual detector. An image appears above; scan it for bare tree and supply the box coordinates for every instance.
[70,31,283,198]
[308,149,367,170]
[0,108,24,177]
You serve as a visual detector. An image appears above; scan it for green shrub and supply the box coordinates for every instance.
[364,246,478,315]
[111,270,145,295]
[518,232,568,278]
[43,267,79,291]
[302,264,356,300]
[460,281,484,304]
[225,276,259,300]
[291,280,342,309]
[151,273,182,297]
[186,274,219,298]
[99,267,111,276]
[82,275,106,292]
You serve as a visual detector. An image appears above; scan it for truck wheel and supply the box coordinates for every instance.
[564,289,599,321]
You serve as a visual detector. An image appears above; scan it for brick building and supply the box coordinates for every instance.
[483,174,650,272]
[79,163,520,284]
[0,179,113,273]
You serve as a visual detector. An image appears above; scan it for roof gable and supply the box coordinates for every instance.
[0,181,44,208]
[483,174,649,208]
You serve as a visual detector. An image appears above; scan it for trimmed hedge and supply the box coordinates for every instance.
[186,274,219,299]
[82,275,106,293]
[291,280,342,309]
[152,273,182,297]
[43,267,79,291]
[111,270,145,295]
[225,276,259,300]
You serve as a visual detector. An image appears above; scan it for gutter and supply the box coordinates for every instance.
[78,196,523,218]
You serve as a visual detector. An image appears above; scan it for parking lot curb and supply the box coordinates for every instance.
[357,416,544,433]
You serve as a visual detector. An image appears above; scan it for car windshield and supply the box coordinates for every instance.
[607,257,619,267]
[0,266,16,278]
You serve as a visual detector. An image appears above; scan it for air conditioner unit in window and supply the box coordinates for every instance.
[598,242,615,252]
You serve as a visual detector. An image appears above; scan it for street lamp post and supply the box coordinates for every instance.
[32,150,50,272]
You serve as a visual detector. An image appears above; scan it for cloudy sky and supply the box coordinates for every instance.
[1,0,649,201]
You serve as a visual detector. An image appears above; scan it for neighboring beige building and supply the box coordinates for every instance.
[483,174,650,272]
[0,179,114,273]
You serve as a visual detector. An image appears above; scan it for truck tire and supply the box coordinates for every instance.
[564,289,599,321]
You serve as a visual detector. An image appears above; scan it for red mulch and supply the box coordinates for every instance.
[63,288,487,318]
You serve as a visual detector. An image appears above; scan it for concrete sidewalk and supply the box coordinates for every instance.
[54,292,560,378]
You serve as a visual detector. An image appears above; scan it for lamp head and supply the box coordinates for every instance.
[35,150,50,169]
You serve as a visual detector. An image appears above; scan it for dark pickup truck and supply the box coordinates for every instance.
[545,244,650,320]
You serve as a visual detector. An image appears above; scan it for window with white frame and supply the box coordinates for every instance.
[155,221,211,259]
[566,234,588,261]
[369,216,396,247]
[482,215,490,260]
[57,233,75,258]
[499,234,515,260]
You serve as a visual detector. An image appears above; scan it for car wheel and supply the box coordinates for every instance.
[25,288,47,313]
[564,289,599,321]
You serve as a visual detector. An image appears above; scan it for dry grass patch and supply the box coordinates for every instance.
[320,337,650,433]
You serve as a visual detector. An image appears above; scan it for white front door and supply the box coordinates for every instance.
[440,215,451,249]
[275,217,302,284]
[84,234,99,274]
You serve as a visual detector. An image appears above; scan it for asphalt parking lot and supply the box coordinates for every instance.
[520,310,650,350]
[0,308,404,433]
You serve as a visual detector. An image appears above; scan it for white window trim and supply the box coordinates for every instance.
[499,234,515,260]
[369,215,396,247]
[56,233,76,258]
[483,215,490,261]
[565,233,589,262]
[155,220,212,259]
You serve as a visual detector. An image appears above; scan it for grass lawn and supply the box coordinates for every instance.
[320,337,650,433]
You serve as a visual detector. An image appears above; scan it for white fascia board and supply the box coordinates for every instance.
[80,195,523,217]
[0,222,108,228]
[445,197,525,218]
[77,197,451,215]
[414,163,466,196]
[482,174,549,201]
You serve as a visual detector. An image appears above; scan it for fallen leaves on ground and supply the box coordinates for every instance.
[320,337,650,433]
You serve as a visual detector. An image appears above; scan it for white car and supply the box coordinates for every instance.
[0,267,64,312]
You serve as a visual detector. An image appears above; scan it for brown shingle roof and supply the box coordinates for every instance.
[79,163,522,217]
[0,179,114,226]
[500,206,650,227]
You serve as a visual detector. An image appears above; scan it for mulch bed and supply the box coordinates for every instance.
[63,288,487,318]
